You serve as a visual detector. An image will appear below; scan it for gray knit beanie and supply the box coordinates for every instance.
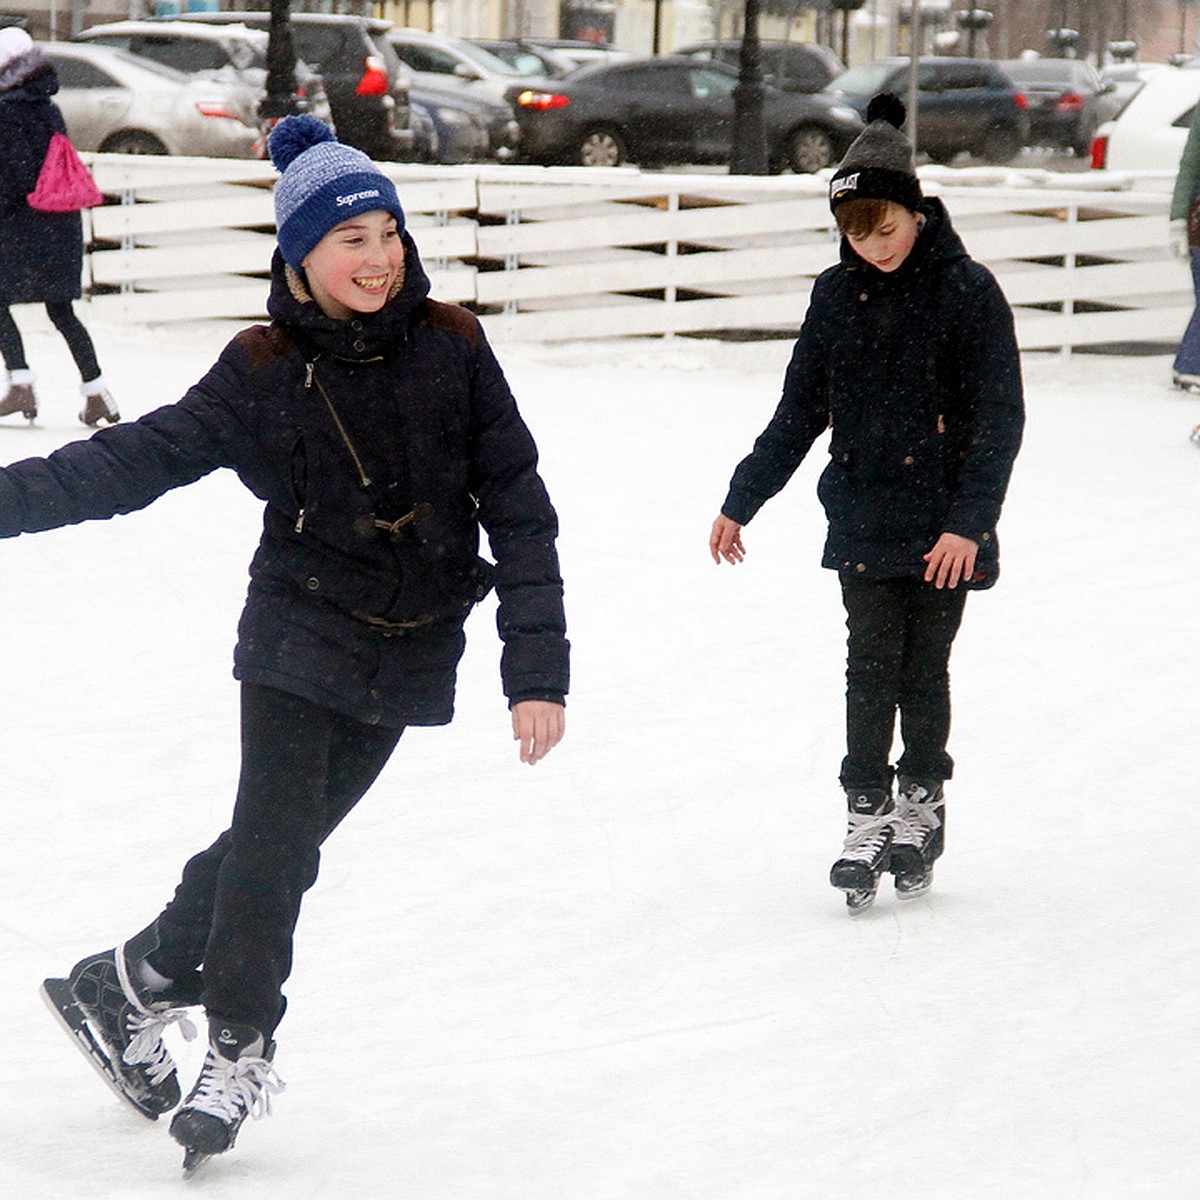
[829,93,922,214]
[268,115,405,270]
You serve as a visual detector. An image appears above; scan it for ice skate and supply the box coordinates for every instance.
[0,370,37,422]
[79,376,120,426]
[830,787,895,913]
[42,922,200,1118]
[1173,370,1200,394]
[890,777,945,898]
[170,1019,284,1175]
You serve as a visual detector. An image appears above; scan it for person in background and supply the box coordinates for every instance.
[0,26,119,427]
[709,95,1024,913]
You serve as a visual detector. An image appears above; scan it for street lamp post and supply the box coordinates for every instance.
[730,0,768,174]
[260,0,299,135]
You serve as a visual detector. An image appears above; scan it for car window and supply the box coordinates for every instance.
[48,56,119,88]
[395,43,460,75]
[824,60,897,97]
[290,26,347,72]
[615,65,687,95]
[134,36,229,73]
[83,34,132,51]
[938,64,994,90]
[453,40,521,76]
[687,66,736,101]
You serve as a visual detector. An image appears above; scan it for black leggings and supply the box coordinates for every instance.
[839,575,967,790]
[0,301,101,381]
[151,684,403,1035]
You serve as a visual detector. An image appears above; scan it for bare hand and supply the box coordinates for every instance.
[511,700,565,765]
[710,514,746,565]
[923,532,978,589]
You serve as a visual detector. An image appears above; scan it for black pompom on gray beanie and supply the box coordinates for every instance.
[828,93,922,214]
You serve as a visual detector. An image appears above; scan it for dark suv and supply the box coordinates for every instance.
[173,11,414,161]
[1001,57,1121,156]
[675,40,844,94]
[824,57,1029,163]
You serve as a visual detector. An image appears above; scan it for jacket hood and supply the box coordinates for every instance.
[0,53,56,97]
[265,230,432,358]
[839,196,967,277]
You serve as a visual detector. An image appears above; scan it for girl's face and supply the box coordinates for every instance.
[845,202,921,273]
[301,210,405,320]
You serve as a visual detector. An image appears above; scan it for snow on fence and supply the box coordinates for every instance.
[74,154,1190,352]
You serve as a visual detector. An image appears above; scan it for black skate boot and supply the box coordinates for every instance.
[42,922,202,1119]
[830,787,895,913]
[890,777,945,898]
[170,1019,285,1175]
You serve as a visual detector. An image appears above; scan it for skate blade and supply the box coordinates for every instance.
[842,887,879,914]
[40,977,161,1121]
[895,871,933,900]
[182,1148,213,1178]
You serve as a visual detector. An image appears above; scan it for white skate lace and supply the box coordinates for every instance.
[840,809,896,862]
[186,1049,286,1124]
[114,939,198,1085]
[892,790,943,850]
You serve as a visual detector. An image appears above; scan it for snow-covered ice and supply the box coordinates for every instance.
[0,312,1196,1198]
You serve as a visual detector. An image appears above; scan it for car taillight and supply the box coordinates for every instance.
[356,55,389,96]
[195,101,240,120]
[1090,132,1108,169]
[1013,91,1027,110]
[1055,91,1084,113]
[516,89,570,111]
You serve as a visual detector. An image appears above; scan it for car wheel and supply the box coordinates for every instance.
[976,124,1021,165]
[578,127,626,168]
[787,125,835,174]
[99,131,169,155]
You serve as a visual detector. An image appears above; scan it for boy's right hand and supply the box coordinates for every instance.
[710,514,745,565]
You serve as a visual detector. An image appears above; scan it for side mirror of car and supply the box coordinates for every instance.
[454,63,483,81]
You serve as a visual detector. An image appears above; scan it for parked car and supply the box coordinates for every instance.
[38,40,259,157]
[1090,61,1200,169]
[675,39,844,93]
[171,11,414,160]
[824,56,1029,163]
[410,81,520,163]
[471,39,577,79]
[1099,60,1168,115]
[517,39,633,71]
[74,20,333,136]
[388,27,540,108]
[509,56,863,172]
[1000,58,1120,156]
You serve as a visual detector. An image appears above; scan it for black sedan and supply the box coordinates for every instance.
[509,56,864,173]
[1000,58,1122,157]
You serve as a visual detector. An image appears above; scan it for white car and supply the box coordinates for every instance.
[40,41,260,158]
[1091,61,1200,170]
[387,27,541,108]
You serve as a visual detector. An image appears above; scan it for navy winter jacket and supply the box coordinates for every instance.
[723,198,1024,588]
[0,241,568,726]
[0,64,83,306]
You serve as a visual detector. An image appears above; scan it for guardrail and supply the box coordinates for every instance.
[72,154,1190,352]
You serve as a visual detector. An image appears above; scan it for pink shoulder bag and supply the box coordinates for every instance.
[26,132,105,213]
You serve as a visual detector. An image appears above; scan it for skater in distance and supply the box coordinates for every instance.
[0,27,120,427]
[709,93,1024,913]
[5,114,568,1172]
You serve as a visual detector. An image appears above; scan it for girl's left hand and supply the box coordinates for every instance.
[511,700,565,765]
[923,532,978,589]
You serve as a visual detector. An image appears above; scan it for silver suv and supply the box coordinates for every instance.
[75,20,334,137]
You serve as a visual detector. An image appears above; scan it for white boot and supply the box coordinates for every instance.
[0,369,37,421]
[79,375,120,427]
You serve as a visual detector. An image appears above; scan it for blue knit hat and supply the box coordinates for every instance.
[268,115,405,270]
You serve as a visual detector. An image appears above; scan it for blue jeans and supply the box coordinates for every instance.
[1174,250,1200,376]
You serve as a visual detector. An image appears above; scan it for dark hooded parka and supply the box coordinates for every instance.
[0,55,83,305]
[722,197,1024,587]
[0,239,568,725]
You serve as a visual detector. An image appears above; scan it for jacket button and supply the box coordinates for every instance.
[306,576,320,591]
[903,455,915,466]
[855,562,866,573]
[859,292,868,302]
[982,531,992,542]
[353,340,366,352]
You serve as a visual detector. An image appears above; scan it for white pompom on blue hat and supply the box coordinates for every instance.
[268,115,405,269]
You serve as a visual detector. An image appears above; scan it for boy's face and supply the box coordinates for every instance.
[845,202,921,273]
[301,210,405,320]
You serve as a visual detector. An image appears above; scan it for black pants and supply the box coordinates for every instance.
[151,684,403,1035]
[839,575,967,790]
[0,301,101,381]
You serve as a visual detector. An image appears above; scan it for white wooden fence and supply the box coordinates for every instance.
[68,154,1190,352]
